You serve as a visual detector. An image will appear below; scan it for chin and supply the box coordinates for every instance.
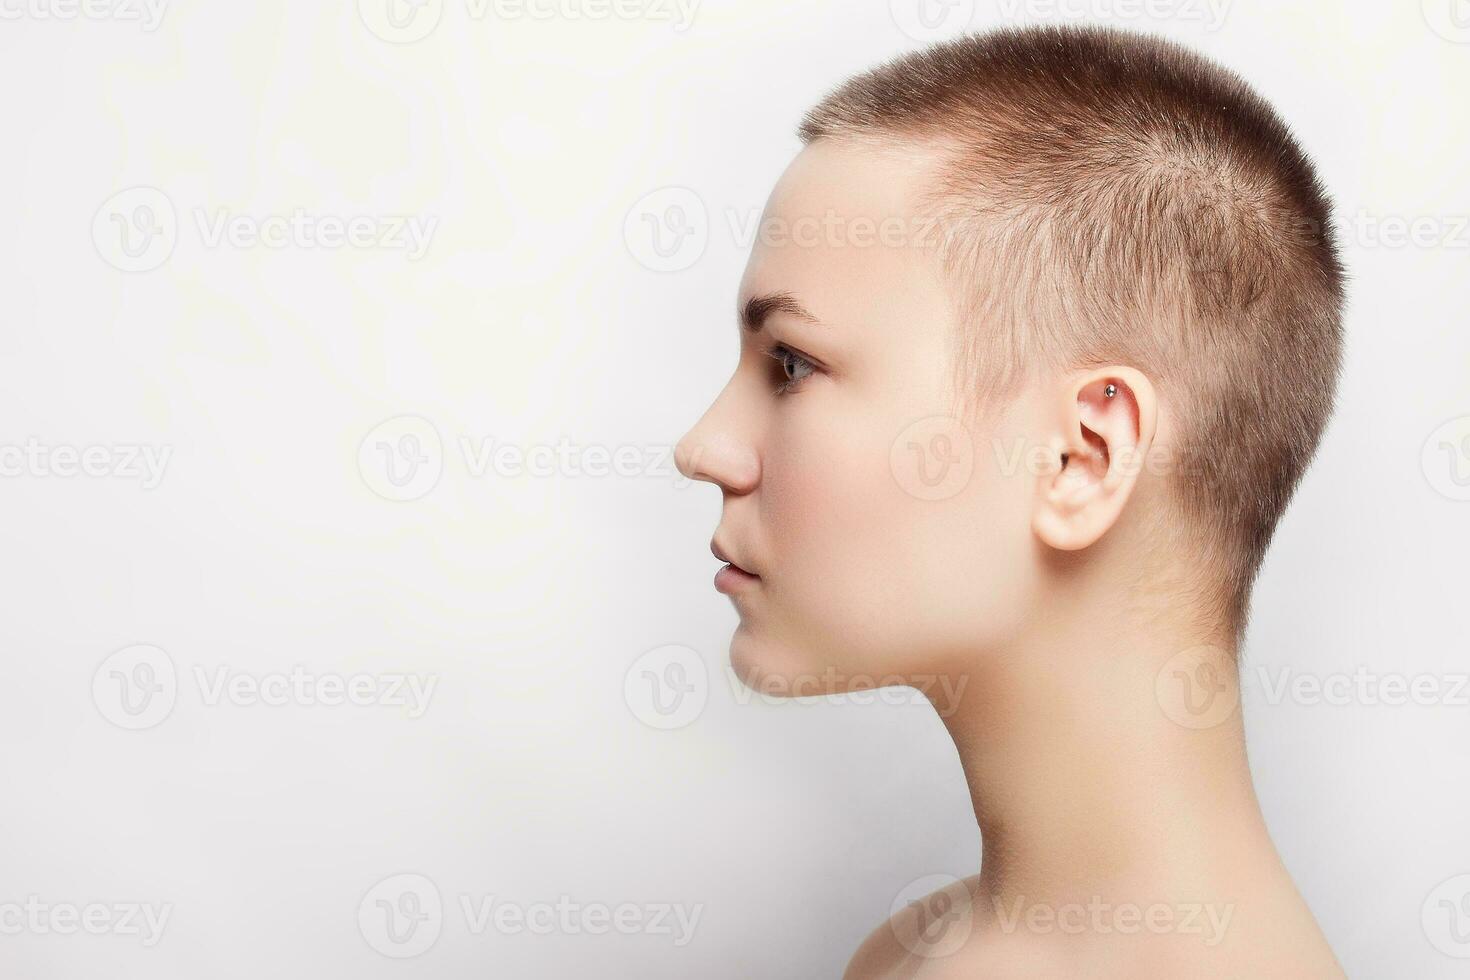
[726,626,771,693]
[727,625,869,699]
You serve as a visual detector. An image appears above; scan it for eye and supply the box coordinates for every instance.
[761,343,818,395]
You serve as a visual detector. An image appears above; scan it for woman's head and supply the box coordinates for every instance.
[675,26,1344,696]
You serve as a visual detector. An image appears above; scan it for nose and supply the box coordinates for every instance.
[675,384,760,494]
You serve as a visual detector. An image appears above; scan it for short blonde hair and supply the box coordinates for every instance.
[799,26,1346,635]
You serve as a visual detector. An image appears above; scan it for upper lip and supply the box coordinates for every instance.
[711,539,757,576]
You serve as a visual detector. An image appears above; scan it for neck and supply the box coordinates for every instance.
[935,608,1279,915]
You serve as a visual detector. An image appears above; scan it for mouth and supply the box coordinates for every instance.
[711,540,760,594]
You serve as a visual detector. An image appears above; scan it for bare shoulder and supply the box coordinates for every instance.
[842,912,909,980]
[842,875,999,980]
[842,871,1345,980]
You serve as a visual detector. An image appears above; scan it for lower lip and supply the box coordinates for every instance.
[714,563,759,594]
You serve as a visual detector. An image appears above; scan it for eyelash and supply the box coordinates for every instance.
[760,343,819,395]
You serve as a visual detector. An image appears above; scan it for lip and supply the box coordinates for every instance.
[714,562,759,594]
[711,539,760,594]
[713,562,759,594]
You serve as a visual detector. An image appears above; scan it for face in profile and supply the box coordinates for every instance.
[675,139,1045,698]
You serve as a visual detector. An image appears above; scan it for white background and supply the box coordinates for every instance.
[0,0,1466,977]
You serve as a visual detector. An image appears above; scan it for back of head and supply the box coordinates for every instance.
[799,26,1346,637]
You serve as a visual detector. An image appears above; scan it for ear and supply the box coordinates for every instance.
[1032,367,1158,551]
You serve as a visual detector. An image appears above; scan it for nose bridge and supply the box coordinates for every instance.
[675,374,760,492]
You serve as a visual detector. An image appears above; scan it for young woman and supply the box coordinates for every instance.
[675,27,1346,979]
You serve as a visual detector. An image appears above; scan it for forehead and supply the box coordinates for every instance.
[738,139,956,340]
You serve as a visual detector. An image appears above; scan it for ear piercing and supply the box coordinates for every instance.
[1104,383,1117,399]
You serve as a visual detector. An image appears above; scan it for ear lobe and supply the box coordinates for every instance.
[1033,369,1157,552]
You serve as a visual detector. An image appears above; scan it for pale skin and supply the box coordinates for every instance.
[674,139,1345,978]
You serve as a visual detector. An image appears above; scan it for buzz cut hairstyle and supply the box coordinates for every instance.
[798,25,1346,638]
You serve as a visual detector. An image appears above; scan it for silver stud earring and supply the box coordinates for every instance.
[1104,383,1117,399]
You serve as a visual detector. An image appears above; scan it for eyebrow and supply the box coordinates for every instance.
[739,291,822,333]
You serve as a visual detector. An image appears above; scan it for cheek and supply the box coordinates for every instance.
[761,412,893,570]
[905,453,1039,654]
[757,408,1038,668]
[756,409,952,663]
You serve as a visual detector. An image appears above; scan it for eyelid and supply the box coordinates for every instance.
[758,339,826,373]
[759,341,820,394]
